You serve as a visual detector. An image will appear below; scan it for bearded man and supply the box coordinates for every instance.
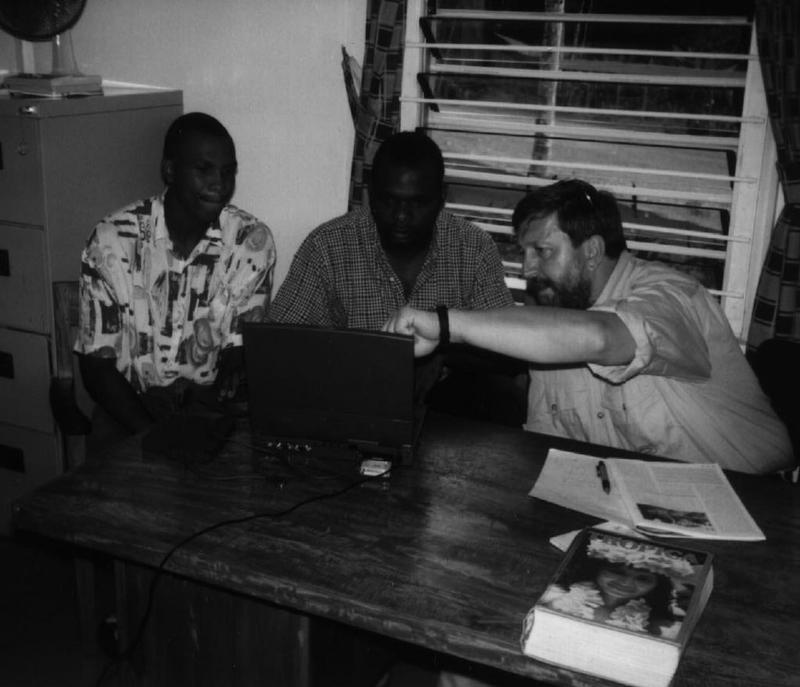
[384,179,793,474]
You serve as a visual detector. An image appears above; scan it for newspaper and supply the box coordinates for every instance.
[530,449,764,541]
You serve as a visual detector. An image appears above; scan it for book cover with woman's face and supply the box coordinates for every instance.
[540,530,709,639]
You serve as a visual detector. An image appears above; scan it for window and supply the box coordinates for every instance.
[400,0,779,343]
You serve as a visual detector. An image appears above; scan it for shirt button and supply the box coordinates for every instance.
[597,411,605,419]
[550,403,558,413]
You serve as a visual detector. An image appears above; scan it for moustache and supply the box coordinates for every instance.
[526,277,555,294]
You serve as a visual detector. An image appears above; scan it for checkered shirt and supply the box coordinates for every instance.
[269,208,513,329]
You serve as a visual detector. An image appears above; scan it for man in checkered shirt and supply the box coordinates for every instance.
[270,131,527,422]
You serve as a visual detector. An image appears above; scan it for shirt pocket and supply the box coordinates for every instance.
[604,381,662,455]
[537,368,594,442]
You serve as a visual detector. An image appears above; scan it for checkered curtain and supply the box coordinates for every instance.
[346,0,407,210]
[747,0,800,351]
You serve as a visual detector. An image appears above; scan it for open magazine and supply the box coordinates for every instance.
[530,449,764,541]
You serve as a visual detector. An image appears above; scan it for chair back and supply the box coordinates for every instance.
[749,337,800,481]
[50,281,91,468]
[52,281,81,382]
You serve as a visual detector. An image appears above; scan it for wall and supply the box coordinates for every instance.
[0,0,366,289]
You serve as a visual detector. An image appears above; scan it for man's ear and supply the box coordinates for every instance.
[582,234,605,271]
[161,159,174,187]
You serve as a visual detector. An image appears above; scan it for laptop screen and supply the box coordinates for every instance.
[242,322,418,463]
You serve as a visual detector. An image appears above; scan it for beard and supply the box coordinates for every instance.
[527,273,592,310]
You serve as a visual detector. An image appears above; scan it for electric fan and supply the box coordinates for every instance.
[0,0,102,97]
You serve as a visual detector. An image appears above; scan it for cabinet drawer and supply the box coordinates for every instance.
[0,223,49,332]
[0,422,60,536]
[0,115,44,225]
[0,328,53,433]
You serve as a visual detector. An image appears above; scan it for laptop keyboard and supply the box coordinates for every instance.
[251,433,362,462]
[250,431,407,464]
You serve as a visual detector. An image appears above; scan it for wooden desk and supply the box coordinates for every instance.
[11,413,800,686]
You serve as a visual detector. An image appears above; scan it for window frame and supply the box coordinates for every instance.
[400,0,780,344]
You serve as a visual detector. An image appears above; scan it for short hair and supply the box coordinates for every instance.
[512,179,626,258]
[162,112,234,161]
[370,130,445,190]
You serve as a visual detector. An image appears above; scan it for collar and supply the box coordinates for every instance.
[362,208,441,276]
[153,189,220,259]
[593,250,631,306]
[152,191,171,244]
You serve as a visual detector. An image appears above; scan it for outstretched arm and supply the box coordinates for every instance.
[384,305,636,366]
[383,307,442,357]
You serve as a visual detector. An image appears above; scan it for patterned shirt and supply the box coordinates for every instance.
[74,193,276,392]
[269,207,513,329]
[526,251,793,473]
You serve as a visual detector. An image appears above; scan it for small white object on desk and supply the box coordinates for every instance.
[360,458,392,478]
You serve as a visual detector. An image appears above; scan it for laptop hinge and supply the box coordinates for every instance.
[349,439,414,464]
[349,439,396,459]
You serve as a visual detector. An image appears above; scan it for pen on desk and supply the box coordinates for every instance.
[596,460,611,494]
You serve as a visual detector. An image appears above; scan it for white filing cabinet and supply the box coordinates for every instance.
[0,87,183,534]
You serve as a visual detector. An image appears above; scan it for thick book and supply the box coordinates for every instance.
[521,528,714,687]
[530,449,765,541]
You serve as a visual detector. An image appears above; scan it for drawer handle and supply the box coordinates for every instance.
[0,248,8,276]
[0,443,25,473]
[0,350,14,379]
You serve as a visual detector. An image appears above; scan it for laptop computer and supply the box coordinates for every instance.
[242,322,422,465]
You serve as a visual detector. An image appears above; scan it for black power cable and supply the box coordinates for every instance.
[95,455,393,687]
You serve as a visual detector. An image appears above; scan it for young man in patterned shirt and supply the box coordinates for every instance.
[269,130,527,422]
[75,112,276,443]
